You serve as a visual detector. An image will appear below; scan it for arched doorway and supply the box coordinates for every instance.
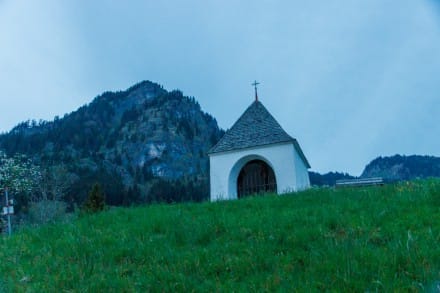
[237,159,277,198]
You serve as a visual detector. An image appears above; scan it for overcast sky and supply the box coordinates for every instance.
[1,0,439,175]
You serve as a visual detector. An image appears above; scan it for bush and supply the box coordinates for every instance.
[27,200,67,225]
[82,183,105,213]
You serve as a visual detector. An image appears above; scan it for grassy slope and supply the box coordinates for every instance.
[0,180,439,291]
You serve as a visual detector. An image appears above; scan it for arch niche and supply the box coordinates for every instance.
[228,155,278,199]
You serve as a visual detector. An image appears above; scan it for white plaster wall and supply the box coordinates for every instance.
[209,142,310,201]
[293,147,311,191]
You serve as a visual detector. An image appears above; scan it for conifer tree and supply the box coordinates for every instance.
[83,183,105,213]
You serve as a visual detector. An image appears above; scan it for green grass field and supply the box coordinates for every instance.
[0,180,439,291]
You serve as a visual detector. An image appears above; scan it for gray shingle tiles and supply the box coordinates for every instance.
[209,101,310,168]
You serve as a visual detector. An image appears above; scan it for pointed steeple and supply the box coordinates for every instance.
[208,100,310,168]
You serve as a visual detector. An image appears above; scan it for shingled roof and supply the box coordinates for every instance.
[209,101,310,168]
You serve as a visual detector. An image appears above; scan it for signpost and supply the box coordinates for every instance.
[3,188,14,236]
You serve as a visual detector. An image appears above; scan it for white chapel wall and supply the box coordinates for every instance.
[209,142,309,201]
[293,146,311,190]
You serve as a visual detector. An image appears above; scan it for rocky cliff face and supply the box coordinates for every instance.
[361,155,440,181]
[0,81,224,204]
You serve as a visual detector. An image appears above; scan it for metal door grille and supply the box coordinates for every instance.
[237,160,277,198]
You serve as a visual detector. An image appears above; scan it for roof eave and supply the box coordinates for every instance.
[209,139,311,169]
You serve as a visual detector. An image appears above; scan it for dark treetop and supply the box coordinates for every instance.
[209,100,310,168]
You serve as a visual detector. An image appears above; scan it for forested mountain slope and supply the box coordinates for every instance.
[361,155,440,181]
[0,81,224,206]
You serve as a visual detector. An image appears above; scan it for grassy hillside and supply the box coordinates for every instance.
[0,180,439,291]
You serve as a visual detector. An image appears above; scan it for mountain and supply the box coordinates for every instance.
[361,155,440,181]
[0,81,224,206]
[309,155,440,186]
[1,80,439,207]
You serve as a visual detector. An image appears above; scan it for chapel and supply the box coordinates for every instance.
[208,85,311,201]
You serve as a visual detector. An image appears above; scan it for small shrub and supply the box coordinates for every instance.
[83,183,105,213]
[27,200,67,225]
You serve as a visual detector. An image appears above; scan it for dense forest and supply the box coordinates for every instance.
[308,171,355,186]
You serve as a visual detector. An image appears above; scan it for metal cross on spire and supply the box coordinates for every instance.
[252,80,260,102]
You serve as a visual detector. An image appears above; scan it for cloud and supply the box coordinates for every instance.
[0,0,439,174]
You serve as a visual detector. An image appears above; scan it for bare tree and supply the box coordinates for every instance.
[28,164,79,224]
